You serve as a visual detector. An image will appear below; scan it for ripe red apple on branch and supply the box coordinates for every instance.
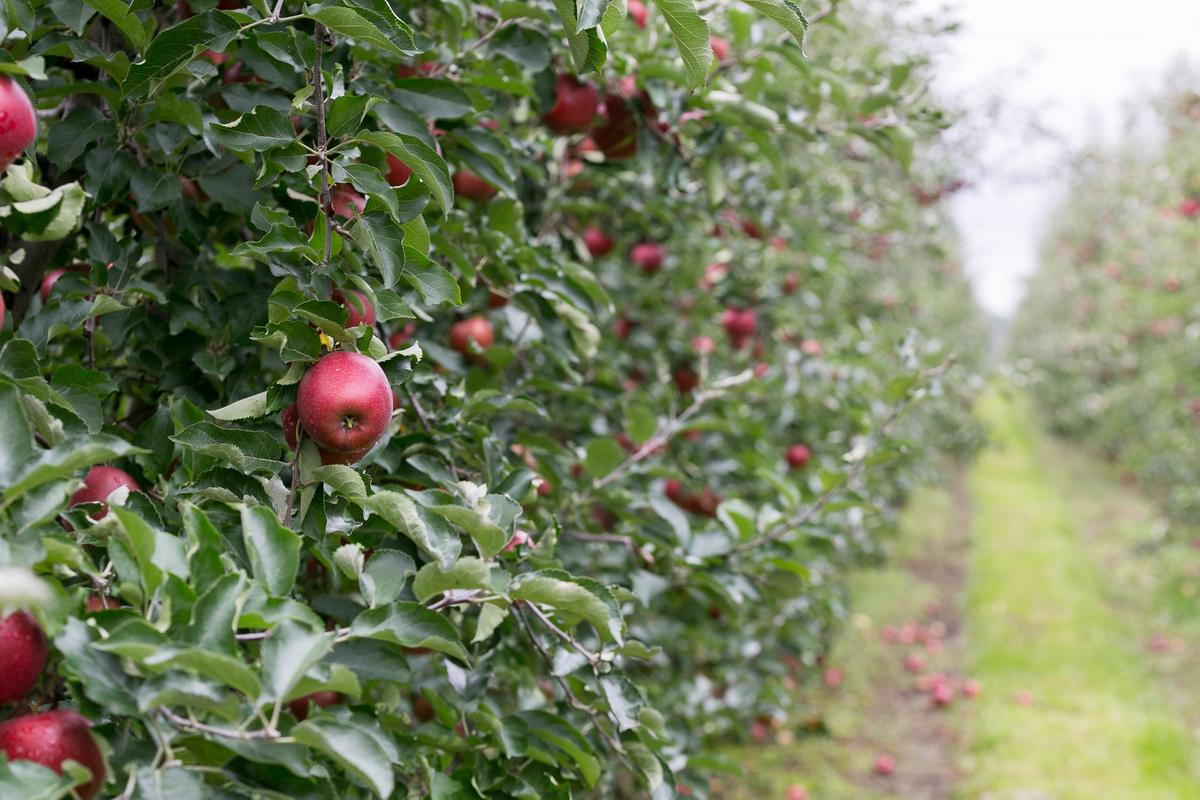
[544,75,600,134]
[583,226,614,257]
[0,711,106,800]
[69,466,140,520]
[453,169,497,202]
[720,307,758,349]
[450,315,496,360]
[332,289,376,327]
[0,76,37,171]
[0,611,47,703]
[296,351,393,457]
[786,444,811,470]
[288,691,342,721]
[629,241,665,273]
[627,0,647,27]
[385,154,412,187]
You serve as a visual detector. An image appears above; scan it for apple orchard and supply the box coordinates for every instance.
[0,0,983,798]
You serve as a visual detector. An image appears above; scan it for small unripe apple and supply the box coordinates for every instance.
[0,77,37,172]
[330,184,365,219]
[70,466,140,520]
[296,351,393,455]
[385,154,412,187]
[0,711,106,799]
[452,169,497,202]
[544,75,600,134]
[332,289,376,327]
[629,242,665,273]
[628,0,647,27]
[710,36,730,64]
[874,754,895,776]
[786,444,811,470]
[0,611,47,703]
[583,226,614,257]
[288,691,341,721]
[449,316,495,358]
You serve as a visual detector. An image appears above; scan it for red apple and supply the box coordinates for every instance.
[385,154,412,187]
[0,611,47,704]
[673,366,699,394]
[786,444,811,470]
[1179,198,1200,219]
[70,466,140,520]
[544,75,600,134]
[691,335,715,355]
[769,236,787,251]
[629,241,664,273]
[628,0,647,27]
[395,61,439,78]
[318,445,371,465]
[904,653,925,673]
[453,169,497,202]
[0,77,37,172]
[0,295,4,328]
[0,711,105,800]
[782,272,800,295]
[330,184,365,219]
[504,530,532,552]
[449,316,495,358]
[720,307,757,348]
[786,786,808,800]
[710,36,730,64]
[874,754,895,776]
[823,667,844,689]
[84,595,117,614]
[612,316,635,340]
[583,226,614,257]
[296,351,393,455]
[332,289,376,327]
[591,95,638,160]
[288,691,341,721]
[487,290,510,309]
[740,217,763,238]
[39,265,89,303]
[962,679,982,698]
[931,682,954,706]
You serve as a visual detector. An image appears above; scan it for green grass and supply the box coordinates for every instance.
[962,391,1200,799]
[716,481,966,799]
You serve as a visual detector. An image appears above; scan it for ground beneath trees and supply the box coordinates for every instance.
[720,391,1200,798]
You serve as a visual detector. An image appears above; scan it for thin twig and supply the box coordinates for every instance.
[731,360,953,555]
[525,601,601,668]
[158,707,280,741]
[405,385,432,432]
[311,24,333,264]
[268,0,285,22]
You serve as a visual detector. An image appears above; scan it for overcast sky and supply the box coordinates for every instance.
[906,0,1200,317]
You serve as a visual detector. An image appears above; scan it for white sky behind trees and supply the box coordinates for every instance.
[904,0,1200,317]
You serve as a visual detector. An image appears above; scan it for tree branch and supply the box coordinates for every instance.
[157,707,280,741]
[311,24,333,264]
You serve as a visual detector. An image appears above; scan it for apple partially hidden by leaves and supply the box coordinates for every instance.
[0,711,106,800]
[0,76,37,171]
[0,611,47,703]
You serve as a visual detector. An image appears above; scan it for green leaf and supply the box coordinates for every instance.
[585,437,625,478]
[144,647,261,698]
[553,0,607,73]
[356,131,453,215]
[352,213,407,287]
[111,506,164,596]
[171,422,286,475]
[601,675,643,731]
[740,0,808,48]
[291,718,395,798]
[124,11,241,98]
[577,0,612,30]
[209,106,296,152]
[391,79,473,120]
[360,549,415,607]
[401,248,461,306]
[0,383,33,486]
[357,490,461,569]
[427,495,516,558]
[520,710,601,787]
[412,557,492,603]
[82,0,147,51]
[511,570,623,643]
[326,94,371,139]
[209,391,270,422]
[309,6,418,58]
[0,757,78,799]
[259,619,335,706]
[649,0,712,88]
[350,602,469,661]
[241,505,301,597]
[310,464,366,499]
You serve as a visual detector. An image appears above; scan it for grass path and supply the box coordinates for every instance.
[962,391,1200,798]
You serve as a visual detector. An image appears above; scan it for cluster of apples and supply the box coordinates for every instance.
[0,611,106,799]
[879,618,982,710]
